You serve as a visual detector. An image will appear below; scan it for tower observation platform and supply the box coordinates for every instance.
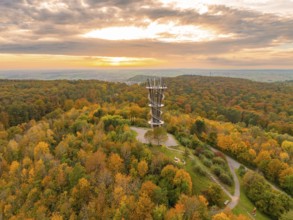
[146,78,167,127]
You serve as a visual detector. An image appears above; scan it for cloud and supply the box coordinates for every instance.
[0,0,292,68]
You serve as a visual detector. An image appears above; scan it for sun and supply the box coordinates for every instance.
[92,56,164,67]
[109,57,128,66]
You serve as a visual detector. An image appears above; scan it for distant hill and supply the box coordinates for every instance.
[1,69,293,82]
[126,75,160,84]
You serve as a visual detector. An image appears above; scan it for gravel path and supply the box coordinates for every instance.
[130,126,178,146]
[209,147,240,209]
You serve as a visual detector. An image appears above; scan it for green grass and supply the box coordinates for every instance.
[185,159,213,195]
[167,145,186,151]
[152,145,213,195]
[232,172,271,220]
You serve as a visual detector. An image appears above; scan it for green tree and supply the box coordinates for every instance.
[153,127,168,145]
[190,119,206,136]
[173,169,192,195]
[69,163,86,188]
[144,127,168,145]
[280,210,293,220]
[202,184,225,207]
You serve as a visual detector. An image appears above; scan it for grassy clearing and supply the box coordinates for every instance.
[185,158,213,195]
[152,145,213,194]
[232,172,271,220]
[152,145,230,197]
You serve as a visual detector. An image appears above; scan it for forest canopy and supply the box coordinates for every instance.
[0,76,292,219]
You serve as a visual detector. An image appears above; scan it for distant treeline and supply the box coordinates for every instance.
[164,76,293,135]
[0,80,129,128]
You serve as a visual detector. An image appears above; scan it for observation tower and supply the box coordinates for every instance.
[146,78,167,127]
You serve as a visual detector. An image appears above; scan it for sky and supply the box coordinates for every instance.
[0,0,293,69]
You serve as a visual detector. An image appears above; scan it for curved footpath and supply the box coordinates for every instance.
[130,126,240,209]
[208,147,240,209]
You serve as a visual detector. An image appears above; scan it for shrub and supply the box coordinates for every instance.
[212,157,226,166]
[194,147,204,156]
[211,165,222,177]
[202,184,225,207]
[243,171,293,219]
[203,149,214,159]
[202,158,212,168]
[190,139,201,149]
[214,151,225,159]
[193,165,206,176]
[280,210,293,220]
[238,165,247,177]
[219,173,233,186]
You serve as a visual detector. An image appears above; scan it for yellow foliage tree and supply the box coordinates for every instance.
[35,159,46,179]
[85,149,106,173]
[165,203,185,220]
[161,164,178,182]
[173,169,192,195]
[254,150,271,166]
[217,134,234,151]
[279,167,293,185]
[135,193,155,220]
[109,153,124,173]
[212,212,230,220]
[280,152,289,162]
[140,181,158,199]
[9,161,20,175]
[113,186,126,207]
[51,213,63,220]
[115,173,131,194]
[34,141,50,161]
[137,160,148,177]
[198,195,208,206]
[281,140,293,155]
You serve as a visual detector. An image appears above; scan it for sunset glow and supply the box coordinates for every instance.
[91,56,164,67]
[0,54,163,69]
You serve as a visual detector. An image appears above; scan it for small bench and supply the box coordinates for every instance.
[224,200,230,206]
[174,157,180,163]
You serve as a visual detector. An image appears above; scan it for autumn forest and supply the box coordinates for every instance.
[0,76,292,220]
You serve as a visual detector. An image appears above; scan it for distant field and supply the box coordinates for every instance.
[0,69,293,82]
